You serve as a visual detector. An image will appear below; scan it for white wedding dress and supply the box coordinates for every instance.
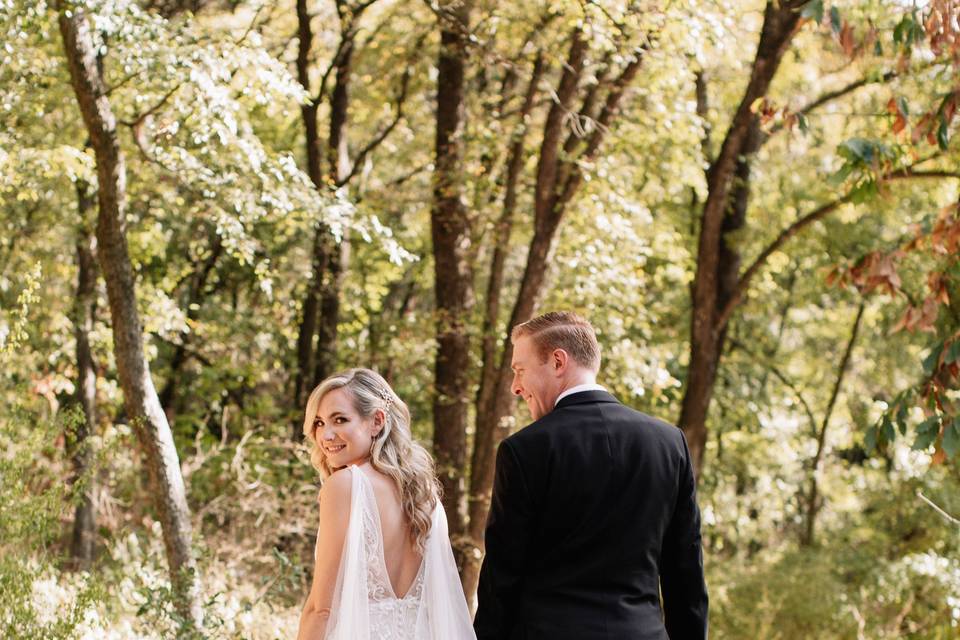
[318,465,476,640]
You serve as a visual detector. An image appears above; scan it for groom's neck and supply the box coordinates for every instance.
[558,371,598,395]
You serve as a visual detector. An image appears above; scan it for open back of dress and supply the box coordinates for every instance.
[319,466,476,640]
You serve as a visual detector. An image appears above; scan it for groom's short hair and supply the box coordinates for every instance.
[511,311,601,372]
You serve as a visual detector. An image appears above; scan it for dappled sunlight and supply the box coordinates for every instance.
[3,0,959,637]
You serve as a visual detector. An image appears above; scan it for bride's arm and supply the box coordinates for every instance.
[297,469,352,640]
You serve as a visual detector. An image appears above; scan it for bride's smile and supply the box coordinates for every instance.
[311,387,383,468]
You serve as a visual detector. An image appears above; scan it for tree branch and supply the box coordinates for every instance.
[119,82,183,128]
[315,31,354,106]
[770,362,819,437]
[335,38,420,187]
[552,45,645,216]
[387,161,431,186]
[917,490,960,526]
[533,27,587,229]
[731,338,818,435]
[561,49,614,156]
[717,163,960,330]
[695,69,712,166]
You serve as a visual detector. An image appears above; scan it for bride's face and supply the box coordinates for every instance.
[312,387,383,469]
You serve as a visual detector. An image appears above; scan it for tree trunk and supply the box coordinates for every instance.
[464,53,545,597]
[470,31,590,524]
[69,180,98,571]
[431,0,474,548]
[801,301,864,547]
[679,0,803,479]
[462,33,644,600]
[314,234,346,383]
[58,6,203,629]
[472,52,544,503]
[293,224,328,431]
[292,0,325,433]
[292,0,368,426]
[314,0,359,385]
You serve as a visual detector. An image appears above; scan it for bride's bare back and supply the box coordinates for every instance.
[359,464,423,599]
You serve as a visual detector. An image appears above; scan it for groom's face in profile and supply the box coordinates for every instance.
[511,335,560,421]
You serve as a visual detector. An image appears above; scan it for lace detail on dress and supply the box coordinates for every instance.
[356,469,426,640]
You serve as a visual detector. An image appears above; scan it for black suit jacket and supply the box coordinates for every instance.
[473,390,708,640]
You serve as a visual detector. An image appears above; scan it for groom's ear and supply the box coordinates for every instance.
[552,348,569,373]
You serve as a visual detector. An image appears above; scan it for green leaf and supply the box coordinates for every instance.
[830,6,842,34]
[912,415,941,451]
[896,404,908,436]
[797,112,809,133]
[897,96,909,117]
[893,15,913,47]
[864,425,878,453]
[874,39,883,56]
[946,340,960,365]
[916,415,940,435]
[849,179,878,204]
[942,418,960,459]
[937,116,950,150]
[922,343,944,376]
[912,419,940,451]
[840,138,874,162]
[882,415,896,444]
[801,0,824,23]
[829,164,853,185]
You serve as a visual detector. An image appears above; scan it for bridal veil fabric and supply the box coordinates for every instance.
[321,466,476,640]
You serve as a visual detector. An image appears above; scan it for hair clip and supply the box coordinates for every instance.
[378,387,394,409]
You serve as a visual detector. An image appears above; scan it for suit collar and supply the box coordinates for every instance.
[553,389,619,409]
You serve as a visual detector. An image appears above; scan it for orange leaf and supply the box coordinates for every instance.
[917,296,940,333]
[891,307,913,333]
[825,267,840,287]
[944,94,957,124]
[931,444,946,466]
[914,113,934,144]
[892,113,907,134]
[839,22,856,57]
[937,285,951,306]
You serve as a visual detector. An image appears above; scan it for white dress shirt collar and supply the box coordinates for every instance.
[555,383,607,406]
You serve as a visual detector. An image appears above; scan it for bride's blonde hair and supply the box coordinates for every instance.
[303,368,439,552]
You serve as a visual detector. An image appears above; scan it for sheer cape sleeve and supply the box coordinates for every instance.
[415,498,477,639]
[323,467,369,640]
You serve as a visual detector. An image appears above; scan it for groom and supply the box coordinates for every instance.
[473,312,708,639]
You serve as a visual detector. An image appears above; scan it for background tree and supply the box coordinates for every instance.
[57,1,204,628]
[1,1,959,637]
[68,175,99,570]
[430,0,474,539]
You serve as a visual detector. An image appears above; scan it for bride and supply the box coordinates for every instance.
[296,368,476,640]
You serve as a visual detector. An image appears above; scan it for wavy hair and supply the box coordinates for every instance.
[302,368,439,552]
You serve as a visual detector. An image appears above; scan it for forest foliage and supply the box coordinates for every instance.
[1,0,959,638]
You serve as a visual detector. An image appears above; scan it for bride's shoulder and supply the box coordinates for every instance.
[318,466,354,505]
